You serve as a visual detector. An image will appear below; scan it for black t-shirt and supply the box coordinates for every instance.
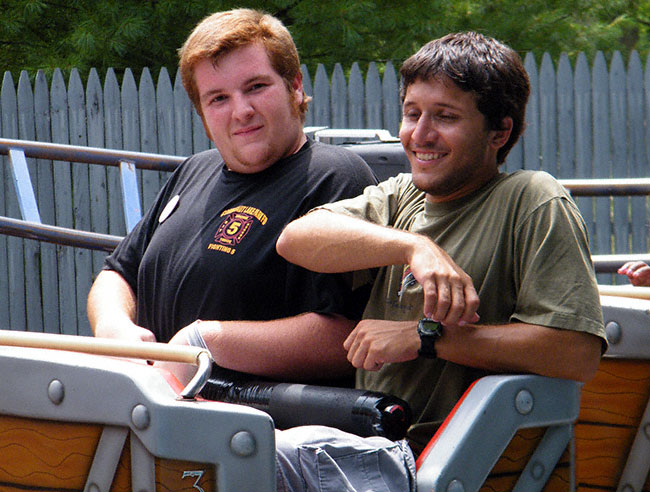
[104,139,378,342]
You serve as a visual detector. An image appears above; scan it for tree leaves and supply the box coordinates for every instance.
[1,0,649,83]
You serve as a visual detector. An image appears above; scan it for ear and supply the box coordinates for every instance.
[490,116,513,149]
[290,72,304,104]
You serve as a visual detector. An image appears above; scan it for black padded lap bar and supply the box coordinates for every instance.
[200,365,411,441]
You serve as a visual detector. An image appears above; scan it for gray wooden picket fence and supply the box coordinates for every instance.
[1,51,649,335]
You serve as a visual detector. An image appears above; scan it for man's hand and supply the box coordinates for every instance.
[154,323,206,385]
[94,319,156,343]
[343,320,420,371]
[407,236,480,325]
[618,261,650,287]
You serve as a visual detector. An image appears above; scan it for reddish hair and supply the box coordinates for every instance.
[179,9,310,121]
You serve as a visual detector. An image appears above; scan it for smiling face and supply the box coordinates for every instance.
[399,76,512,203]
[195,42,307,174]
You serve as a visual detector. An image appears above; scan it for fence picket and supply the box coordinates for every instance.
[592,52,613,283]
[3,71,26,333]
[86,68,109,275]
[0,73,13,330]
[301,64,314,127]
[173,70,193,157]
[382,62,400,137]
[331,63,347,129]
[17,70,43,333]
[34,70,60,334]
[156,67,174,192]
[192,105,211,154]
[540,53,557,177]
[69,69,92,335]
[365,62,382,129]
[627,52,647,255]
[50,68,78,335]
[348,62,364,128]
[574,53,595,245]
[556,54,575,179]
[104,68,126,236]
[645,53,650,254]
[139,67,159,211]
[121,69,140,154]
[313,64,331,127]
[610,53,628,261]
[523,53,540,170]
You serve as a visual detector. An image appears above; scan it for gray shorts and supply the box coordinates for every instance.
[275,425,417,492]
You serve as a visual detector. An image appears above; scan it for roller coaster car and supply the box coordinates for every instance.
[0,302,646,492]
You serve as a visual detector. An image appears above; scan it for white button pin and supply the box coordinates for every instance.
[158,194,180,223]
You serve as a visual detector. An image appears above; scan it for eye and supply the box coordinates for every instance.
[435,111,458,121]
[247,82,268,93]
[205,93,227,106]
[402,109,420,121]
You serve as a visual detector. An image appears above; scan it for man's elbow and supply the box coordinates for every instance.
[277,211,328,265]
[571,333,604,383]
[276,221,300,263]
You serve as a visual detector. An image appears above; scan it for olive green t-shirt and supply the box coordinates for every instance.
[321,171,605,454]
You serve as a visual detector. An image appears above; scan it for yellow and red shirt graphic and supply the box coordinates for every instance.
[208,206,268,255]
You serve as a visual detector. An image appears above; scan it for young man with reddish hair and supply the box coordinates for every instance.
[87,9,377,384]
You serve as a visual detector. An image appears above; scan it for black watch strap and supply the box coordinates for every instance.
[417,318,442,359]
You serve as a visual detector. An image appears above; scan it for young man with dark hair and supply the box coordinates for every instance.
[276,31,606,491]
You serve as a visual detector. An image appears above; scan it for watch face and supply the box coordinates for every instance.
[417,318,441,359]
[419,318,441,334]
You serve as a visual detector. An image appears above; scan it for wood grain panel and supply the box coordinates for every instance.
[0,415,101,489]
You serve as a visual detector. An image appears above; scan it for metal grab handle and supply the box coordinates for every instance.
[0,330,213,399]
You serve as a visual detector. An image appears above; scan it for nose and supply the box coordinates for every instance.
[410,116,438,146]
[232,93,254,121]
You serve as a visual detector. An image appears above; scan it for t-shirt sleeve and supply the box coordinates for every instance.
[512,196,606,342]
[316,174,411,226]
[103,164,185,292]
[303,147,379,210]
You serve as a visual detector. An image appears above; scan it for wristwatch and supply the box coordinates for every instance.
[417,318,443,359]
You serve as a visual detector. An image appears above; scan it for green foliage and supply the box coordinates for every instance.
[1,0,649,83]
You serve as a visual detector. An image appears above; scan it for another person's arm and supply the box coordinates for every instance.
[618,261,650,286]
[341,318,602,383]
[89,269,356,381]
[277,209,480,326]
[168,314,356,381]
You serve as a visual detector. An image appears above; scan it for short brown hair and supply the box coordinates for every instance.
[400,32,530,164]
[179,9,310,120]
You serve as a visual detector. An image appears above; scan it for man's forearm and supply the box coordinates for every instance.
[346,318,603,383]
[278,209,480,325]
[180,312,357,381]
[87,270,152,341]
[437,322,602,382]
[277,209,411,273]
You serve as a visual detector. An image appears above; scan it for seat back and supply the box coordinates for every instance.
[575,295,650,492]
[416,375,581,492]
[416,294,650,492]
